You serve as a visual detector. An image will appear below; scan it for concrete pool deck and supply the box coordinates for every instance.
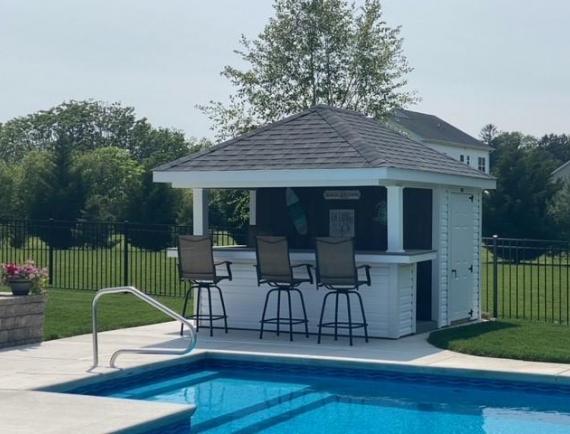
[3,322,570,433]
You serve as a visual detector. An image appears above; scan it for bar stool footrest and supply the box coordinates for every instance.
[261,317,308,325]
[187,314,227,321]
[319,321,367,330]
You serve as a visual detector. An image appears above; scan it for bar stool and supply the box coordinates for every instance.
[315,237,371,346]
[255,236,312,341]
[178,235,232,336]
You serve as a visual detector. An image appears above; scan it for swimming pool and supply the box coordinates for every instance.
[68,357,570,433]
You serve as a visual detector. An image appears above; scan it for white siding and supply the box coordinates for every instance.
[398,264,416,337]
[437,189,450,325]
[196,258,417,339]
[425,142,490,174]
[471,190,483,319]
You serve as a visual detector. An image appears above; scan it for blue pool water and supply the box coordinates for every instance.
[69,359,570,433]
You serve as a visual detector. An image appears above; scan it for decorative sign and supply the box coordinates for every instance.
[323,190,361,201]
[329,209,355,238]
[373,200,387,225]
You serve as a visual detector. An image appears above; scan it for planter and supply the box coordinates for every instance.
[0,293,46,348]
[7,280,33,296]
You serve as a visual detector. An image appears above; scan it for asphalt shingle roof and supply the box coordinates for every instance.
[390,109,488,149]
[156,105,491,180]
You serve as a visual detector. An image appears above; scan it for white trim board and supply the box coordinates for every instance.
[154,167,496,190]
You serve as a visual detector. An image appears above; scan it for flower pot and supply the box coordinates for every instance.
[8,280,33,296]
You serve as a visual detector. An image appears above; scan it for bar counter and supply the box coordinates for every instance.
[167,247,436,339]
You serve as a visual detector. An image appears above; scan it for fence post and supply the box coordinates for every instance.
[492,234,499,319]
[48,218,54,285]
[123,221,129,287]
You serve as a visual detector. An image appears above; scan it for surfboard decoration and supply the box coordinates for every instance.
[286,187,308,235]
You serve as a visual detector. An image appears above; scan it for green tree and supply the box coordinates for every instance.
[480,124,499,146]
[549,182,570,241]
[0,161,19,219]
[124,171,183,251]
[537,134,570,166]
[200,0,415,139]
[72,147,144,222]
[483,132,561,246]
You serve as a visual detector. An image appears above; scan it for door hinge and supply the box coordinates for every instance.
[468,264,473,272]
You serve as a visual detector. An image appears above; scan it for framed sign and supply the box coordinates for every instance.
[323,190,361,200]
[329,209,355,237]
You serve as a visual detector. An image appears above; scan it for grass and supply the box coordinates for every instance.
[41,288,187,340]
[480,249,570,323]
[428,319,570,364]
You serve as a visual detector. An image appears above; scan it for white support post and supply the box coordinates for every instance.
[192,188,209,236]
[249,190,257,226]
[387,185,404,253]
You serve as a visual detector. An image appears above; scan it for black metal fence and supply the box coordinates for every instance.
[0,219,247,297]
[482,236,570,324]
[3,220,570,321]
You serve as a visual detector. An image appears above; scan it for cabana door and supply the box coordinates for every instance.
[448,192,475,322]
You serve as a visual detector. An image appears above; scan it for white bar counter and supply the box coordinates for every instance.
[167,247,436,339]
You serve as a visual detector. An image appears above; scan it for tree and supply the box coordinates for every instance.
[480,124,498,146]
[549,182,570,241]
[0,100,194,166]
[537,134,570,166]
[483,132,561,247]
[200,0,415,139]
[0,161,19,219]
[72,147,144,222]
[124,171,182,251]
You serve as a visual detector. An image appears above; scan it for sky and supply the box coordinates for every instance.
[1,0,569,140]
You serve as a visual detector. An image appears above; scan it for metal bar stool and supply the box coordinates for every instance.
[178,235,232,337]
[255,236,312,341]
[315,237,371,346]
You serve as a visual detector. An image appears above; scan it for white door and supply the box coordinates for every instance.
[448,193,474,322]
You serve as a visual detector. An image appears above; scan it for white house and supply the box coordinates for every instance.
[154,105,495,339]
[388,109,491,174]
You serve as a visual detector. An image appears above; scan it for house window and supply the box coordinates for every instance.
[466,155,471,165]
[478,157,486,172]
[460,155,465,163]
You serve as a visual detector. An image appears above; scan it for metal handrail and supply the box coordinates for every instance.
[92,286,197,368]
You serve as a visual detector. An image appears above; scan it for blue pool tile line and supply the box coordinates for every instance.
[68,357,570,398]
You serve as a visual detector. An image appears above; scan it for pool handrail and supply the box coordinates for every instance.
[91,286,197,368]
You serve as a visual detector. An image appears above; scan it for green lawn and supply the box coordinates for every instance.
[428,319,570,364]
[480,247,570,323]
[42,288,187,340]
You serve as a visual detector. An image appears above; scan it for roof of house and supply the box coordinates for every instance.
[389,109,489,149]
[156,105,491,181]
[553,160,570,179]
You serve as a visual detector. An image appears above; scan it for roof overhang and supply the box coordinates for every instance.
[153,167,496,190]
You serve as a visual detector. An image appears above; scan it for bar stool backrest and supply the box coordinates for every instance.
[315,237,357,287]
[178,235,216,282]
[256,236,293,284]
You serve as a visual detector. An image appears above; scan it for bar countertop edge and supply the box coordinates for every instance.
[167,246,436,264]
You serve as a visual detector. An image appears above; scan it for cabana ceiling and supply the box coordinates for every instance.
[154,105,496,189]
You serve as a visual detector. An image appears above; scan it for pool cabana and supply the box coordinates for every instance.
[154,105,495,339]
